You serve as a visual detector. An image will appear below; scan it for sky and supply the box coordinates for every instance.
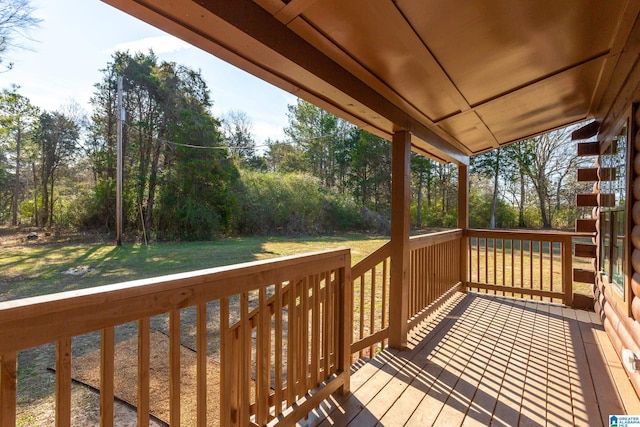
[0,0,296,145]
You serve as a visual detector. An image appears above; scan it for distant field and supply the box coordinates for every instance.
[0,233,389,302]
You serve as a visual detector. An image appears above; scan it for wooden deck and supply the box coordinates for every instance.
[300,292,640,426]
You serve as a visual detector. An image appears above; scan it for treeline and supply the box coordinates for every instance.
[0,51,587,240]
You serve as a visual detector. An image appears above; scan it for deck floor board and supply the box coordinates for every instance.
[301,293,640,427]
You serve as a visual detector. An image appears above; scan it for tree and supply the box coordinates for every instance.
[33,110,80,226]
[264,139,305,173]
[349,129,391,212]
[221,109,256,162]
[0,0,40,71]
[284,99,353,188]
[471,148,508,229]
[411,154,434,228]
[0,85,38,225]
[520,128,582,228]
[88,50,240,239]
[500,141,535,227]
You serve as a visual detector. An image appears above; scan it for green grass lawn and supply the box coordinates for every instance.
[0,233,389,302]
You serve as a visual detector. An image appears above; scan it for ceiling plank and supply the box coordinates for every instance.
[189,0,469,163]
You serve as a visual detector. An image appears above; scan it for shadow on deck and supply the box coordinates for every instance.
[300,293,640,426]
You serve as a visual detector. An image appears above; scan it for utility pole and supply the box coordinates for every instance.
[116,76,124,246]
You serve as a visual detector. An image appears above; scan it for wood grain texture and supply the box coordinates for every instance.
[0,353,16,427]
[100,326,115,427]
[56,338,72,427]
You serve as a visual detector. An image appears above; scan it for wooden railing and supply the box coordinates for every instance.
[351,242,391,358]
[408,229,464,328]
[349,229,464,358]
[0,249,351,427]
[467,229,573,305]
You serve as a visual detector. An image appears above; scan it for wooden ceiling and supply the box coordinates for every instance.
[102,0,640,164]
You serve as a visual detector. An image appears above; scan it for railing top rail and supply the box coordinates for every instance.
[351,241,391,278]
[350,229,465,278]
[0,248,350,354]
[467,229,593,240]
[410,228,463,250]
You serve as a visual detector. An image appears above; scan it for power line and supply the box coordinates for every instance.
[123,120,354,151]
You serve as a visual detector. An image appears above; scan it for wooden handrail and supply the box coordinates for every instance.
[466,229,575,305]
[468,228,593,240]
[409,228,463,250]
[0,249,348,354]
[0,248,352,426]
[352,241,391,278]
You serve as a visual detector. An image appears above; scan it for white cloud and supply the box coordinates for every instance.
[105,35,191,55]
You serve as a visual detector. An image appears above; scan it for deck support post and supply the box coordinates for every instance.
[458,164,469,290]
[389,130,411,350]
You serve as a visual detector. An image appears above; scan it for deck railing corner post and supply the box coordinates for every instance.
[340,252,352,394]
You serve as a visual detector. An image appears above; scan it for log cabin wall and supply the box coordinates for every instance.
[594,104,640,397]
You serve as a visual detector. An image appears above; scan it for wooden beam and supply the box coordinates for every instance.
[577,168,598,182]
[574,268,595,284]
[575,243,597,258]
[571,121,600,140]
[575,167,615,181]
[575,219,597,233]
[458,164,469,289]
[389,131,411,350]
[577,142,601,156]
[576,194,598,207]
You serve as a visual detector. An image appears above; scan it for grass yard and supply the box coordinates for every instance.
[0,229,595,425]
[0,232,388,303]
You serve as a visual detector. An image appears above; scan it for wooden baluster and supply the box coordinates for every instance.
[56,337,72,427]
[312,274,321,386]
[300,278,309,395]
[256,288,269,425]
[370,265,376,357]
[382,258,388,348]
[0,353,17,427]
[539,241,543,299]
[333,270,340,375]
[240,292,250,425]
[230,327,240,426]
[511,240,515,292]
[274,283,283,417]
[410,249,415,316]
[430,245,435,304]
[288,281,297,406]
[169,309,181,427]
[529,240,534,298]
[550,242,554,297]
[520,240,524,296]
[359,274,364,359]
[138,317,150,427]
[322,276,330,378]
[101,326,114,427]
[220,298,230,426]
[196,304,207,427]
[502,239,506,292]
[476,236,480,284]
